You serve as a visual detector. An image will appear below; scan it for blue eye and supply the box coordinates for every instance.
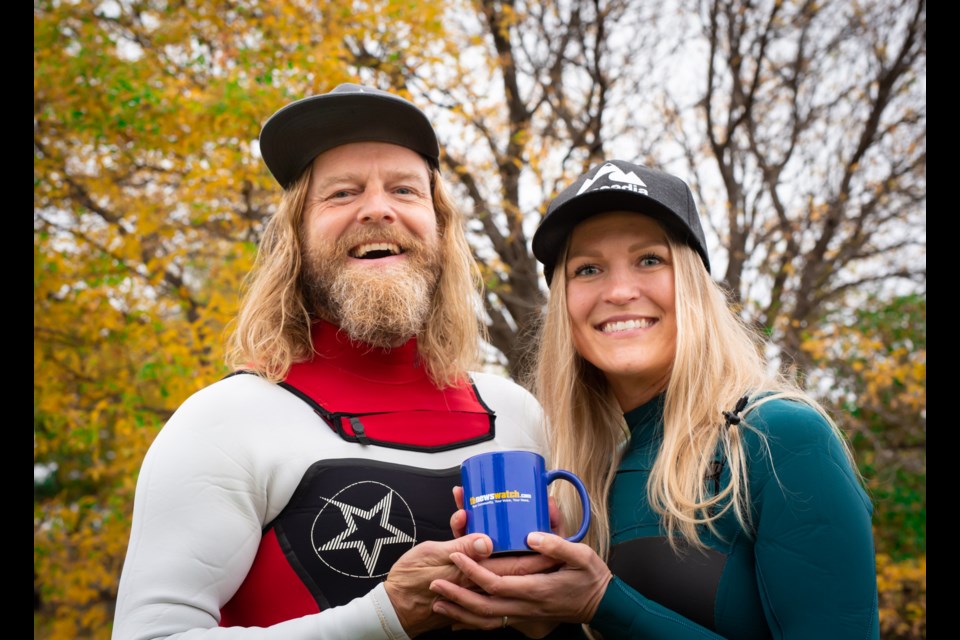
[639,253,663,267]
[573,264,600,277]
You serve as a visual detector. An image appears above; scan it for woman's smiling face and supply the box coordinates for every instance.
[564,211,677,410]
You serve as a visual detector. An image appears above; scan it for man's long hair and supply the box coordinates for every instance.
[225,165,484,388]
[531,232,858,558]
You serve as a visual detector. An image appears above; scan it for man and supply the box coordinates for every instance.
[111,84,555,639]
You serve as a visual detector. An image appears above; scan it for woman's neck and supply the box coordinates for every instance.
[609,371,670,413]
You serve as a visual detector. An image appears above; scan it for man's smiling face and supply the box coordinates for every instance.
[301,141,441,347]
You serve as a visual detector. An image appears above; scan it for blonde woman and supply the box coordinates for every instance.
[431,160,880,639]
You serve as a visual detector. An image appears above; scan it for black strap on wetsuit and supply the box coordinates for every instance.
[707,394,751,501]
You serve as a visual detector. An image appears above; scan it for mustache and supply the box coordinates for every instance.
[331,226,431,256]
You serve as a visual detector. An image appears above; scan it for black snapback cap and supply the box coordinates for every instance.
[259,83,441,189]
[532,160,711,284]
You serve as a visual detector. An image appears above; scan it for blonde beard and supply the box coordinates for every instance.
[303,229,441,348]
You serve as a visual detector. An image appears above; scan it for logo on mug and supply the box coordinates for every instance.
[469,490,532,506]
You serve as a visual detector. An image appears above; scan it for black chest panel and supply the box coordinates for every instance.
[268,458,457,608]
[608,536,727,632]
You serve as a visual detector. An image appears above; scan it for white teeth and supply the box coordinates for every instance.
[600,318,656,333]
[352,242,401,258]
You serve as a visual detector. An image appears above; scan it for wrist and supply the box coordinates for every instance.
[383,579,413,635]
[383,577,432,638]
[584,570,614,622]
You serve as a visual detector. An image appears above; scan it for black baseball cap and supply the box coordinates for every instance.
[259,83,441,189]
[532,160,711,284]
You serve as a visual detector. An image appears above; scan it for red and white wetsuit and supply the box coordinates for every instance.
[112,321,547,640]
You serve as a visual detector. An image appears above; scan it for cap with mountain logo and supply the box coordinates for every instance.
[532,160,710,284]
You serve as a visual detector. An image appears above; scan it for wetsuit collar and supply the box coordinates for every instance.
[623,393,666,448]
[310,320,424,383]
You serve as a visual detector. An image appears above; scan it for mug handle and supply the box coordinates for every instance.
[545,469,591,543]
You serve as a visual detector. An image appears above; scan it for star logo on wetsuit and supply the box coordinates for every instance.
[311,480,417,578]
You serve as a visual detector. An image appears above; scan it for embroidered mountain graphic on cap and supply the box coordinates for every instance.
[576,162,648,195]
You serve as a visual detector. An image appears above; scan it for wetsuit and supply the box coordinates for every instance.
[592,394,880,639]
[113,321,572,640]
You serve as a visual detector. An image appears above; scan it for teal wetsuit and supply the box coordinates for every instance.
[591,395,880,639]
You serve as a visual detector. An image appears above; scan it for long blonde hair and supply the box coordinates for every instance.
[533,230,857,557]
[225,164,484,388]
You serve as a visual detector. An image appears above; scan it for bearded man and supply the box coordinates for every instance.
[112,84,577,640]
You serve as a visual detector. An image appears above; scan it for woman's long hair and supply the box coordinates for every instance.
[532,228,857,557]
[224,164,484,388]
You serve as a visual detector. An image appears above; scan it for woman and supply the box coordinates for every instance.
[431,160,880,639]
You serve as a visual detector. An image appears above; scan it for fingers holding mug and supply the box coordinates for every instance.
[450,486,468,538]
[430,572,560,638]
[430,596,508,632]
[430,576,515,630]
[547,494,566,537]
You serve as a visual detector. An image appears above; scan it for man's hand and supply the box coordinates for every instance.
[449,486,469,538]
[383,534,494,637]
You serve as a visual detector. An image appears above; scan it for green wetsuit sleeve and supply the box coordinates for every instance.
[748,401,880,639]
[592,576,725,639]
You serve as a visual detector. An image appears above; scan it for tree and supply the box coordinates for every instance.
[405,0,678,376]
[660,0,926,371]
[801,294,926,637]
[35,0,450,635]
[397,0,924,380]
[802,294,926,559]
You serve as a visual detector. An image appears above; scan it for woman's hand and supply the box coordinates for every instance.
[428,531,613,630]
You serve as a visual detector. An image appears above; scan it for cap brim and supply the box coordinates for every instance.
[260,93,440,188]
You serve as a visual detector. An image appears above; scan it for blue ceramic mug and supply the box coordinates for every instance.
[460,450,591,554]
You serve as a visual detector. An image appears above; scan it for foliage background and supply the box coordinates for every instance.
[35,0,925,637]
